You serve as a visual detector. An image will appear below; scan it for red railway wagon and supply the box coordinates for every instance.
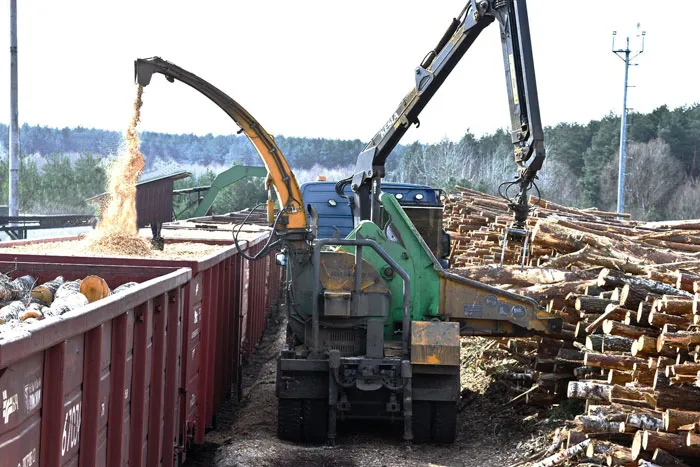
[0,231,282,463]
[0,261,191,467]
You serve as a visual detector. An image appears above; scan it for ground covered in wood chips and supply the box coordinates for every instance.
[184,304,572,467]
[0,238,225,260]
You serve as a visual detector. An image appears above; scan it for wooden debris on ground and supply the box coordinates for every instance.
[444,187,700,465]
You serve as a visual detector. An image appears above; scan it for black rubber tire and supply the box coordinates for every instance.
[431,401,457,443]
[301,399,328,443]
[277,399,303,442]
[412,401,432,444]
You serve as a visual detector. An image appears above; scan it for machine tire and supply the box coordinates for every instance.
[412,401,432,444]
[431,401,457,443]
[301,399,328,443]
[277,399,303,442]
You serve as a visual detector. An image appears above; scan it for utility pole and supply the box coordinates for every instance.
[9,0,19,216]
[612,25,645,217]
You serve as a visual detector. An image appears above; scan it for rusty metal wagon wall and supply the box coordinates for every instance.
[0,229,282,466]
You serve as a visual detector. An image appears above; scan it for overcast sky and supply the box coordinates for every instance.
[2,1,699,144]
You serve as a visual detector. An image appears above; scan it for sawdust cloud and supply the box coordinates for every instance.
[87,85,152,256]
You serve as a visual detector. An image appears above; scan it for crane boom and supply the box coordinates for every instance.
[134,57,308,233]
[348,0,544,229]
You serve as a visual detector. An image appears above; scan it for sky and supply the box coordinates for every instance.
[2,0,700,144]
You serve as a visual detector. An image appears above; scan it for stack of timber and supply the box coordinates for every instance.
[0,274,138,329]
[444,188,700,465]
[444,186,700,268]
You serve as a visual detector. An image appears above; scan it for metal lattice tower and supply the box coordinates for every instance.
[612,25,645,217]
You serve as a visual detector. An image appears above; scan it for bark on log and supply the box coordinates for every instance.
[584,352,648,371]
[574,366,604,379]
[567,430,587,449]
[651,448,691,466]
[648,312,691,330]
[687,432,700,448]
[623,413,663,432]
[632,336,660,358]
[531,439,591,467]
[452,265,596,287]
[47,292,89,316]
[603,320,655,341]
[660,295,694,316]
[568,381,612,402]
[654,372,700,411]
[637,430,700,459]
[620,284,648,311]
[54,280,81,301]
[30,276,65,305]
[577,295,619,313]
[663,409,700,432]
[606,446,636,467]
[658,332,700,353]
[668,363,700,377]
[112,282,138,295]
[608,370,634,385]
[636,303,654,329]
[602,334,636,353]
[586,334,605,352]
[574,415,623,433]
[676,271,700,293]
[556,348,585,365]
[515,280,592,306]
[587,305,634,334]
[598,269,692,298]
[0,301,25,323]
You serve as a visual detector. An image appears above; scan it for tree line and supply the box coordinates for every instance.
[389,104,700,220]
[0,103,699,220]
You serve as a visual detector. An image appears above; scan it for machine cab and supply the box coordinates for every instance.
[300,181,450,264]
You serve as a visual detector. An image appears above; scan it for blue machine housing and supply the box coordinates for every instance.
[300,181,442,239]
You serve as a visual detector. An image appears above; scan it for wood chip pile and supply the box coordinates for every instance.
[444,187,700,466]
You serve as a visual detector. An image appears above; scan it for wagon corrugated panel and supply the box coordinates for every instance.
[0,261,191,467]
[0,228,281,455]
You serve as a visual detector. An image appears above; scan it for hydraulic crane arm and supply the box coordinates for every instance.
[134,57,308,233]
[348,0,544,229]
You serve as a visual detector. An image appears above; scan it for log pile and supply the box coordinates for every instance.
[444,186,700,268]
[444,188,700,465]
[0,274,138,329]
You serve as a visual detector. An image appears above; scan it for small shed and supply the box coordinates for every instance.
[87,170,191,228]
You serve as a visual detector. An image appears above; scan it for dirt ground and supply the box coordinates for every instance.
[188,304,564,467]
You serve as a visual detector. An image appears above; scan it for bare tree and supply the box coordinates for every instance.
[667,177,700,220]
[601,138,683,220]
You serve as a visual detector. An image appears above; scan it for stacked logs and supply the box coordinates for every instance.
[0,274,138,328]
[444,186,700,268]
[444,189,700,465]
